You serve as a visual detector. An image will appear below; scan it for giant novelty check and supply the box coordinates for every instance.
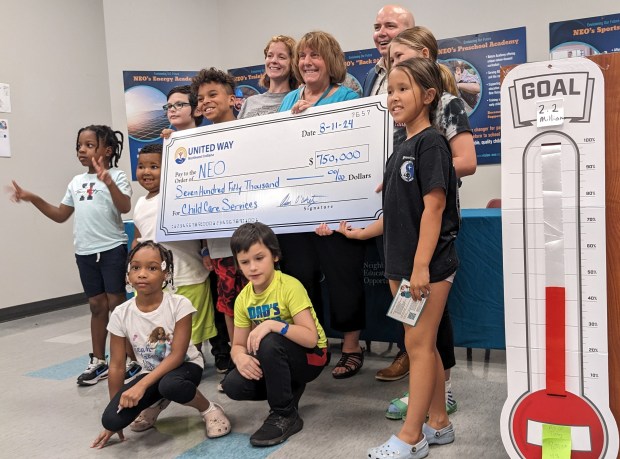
[156,95,392,241]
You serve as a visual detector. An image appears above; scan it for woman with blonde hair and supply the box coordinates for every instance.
[237,35,299,119]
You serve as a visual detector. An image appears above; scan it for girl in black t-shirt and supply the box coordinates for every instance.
[367,58,458,459]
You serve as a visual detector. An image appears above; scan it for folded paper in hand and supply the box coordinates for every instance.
[386,279,427,327]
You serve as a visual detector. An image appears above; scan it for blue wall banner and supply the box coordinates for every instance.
[437,27,527,165]
[228,64,266,118]
[123,70,206,180]
[550,13,620,59]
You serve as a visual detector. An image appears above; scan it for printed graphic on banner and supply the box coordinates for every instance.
[438,27,527,165]
[228,64,266,117]
[123,71,208,180]
[343,48,381,96]
[550,13,620,59]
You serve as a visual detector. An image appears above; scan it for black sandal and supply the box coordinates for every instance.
[332,350,364,379]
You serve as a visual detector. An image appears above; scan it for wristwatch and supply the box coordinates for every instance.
[280,323,290,335]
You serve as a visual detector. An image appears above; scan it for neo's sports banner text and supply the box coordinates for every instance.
[156,95,392,241]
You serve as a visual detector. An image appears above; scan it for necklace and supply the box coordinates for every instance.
[300,84,334,106]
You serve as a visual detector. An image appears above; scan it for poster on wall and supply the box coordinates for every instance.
[228,47,381,113]
[123,71,207,180]
[228,64,266,117]
[437,27,527,165]
[0,118,10,158]
[0,83,11,113]
[550,13,620,59]
[343,48,381,96]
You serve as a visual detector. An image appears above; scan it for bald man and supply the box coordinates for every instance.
[362,5,415,385]
[362,4,415,97]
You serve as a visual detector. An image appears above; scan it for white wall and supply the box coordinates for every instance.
[1,0,617,309]
[0,0,112,309]
[102,0,222,212]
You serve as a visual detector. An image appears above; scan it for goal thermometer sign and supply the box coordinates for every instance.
[500,58,618,458]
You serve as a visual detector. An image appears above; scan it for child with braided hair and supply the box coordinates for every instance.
[10,124,135,386]
[91,241,231,448]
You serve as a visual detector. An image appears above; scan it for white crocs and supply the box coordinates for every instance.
[130,399,171,432]
[202,402,231,438]
[367,434,429,459]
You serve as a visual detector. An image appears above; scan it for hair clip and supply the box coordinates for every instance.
[127,263,131,273]
[161,261,167,271]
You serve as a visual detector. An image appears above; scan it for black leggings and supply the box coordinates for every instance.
[278,232,366,332]
[101,362,202,432]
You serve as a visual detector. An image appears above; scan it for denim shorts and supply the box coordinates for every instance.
[75,244,127,297]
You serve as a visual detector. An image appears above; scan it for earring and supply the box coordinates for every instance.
[125,275,134,293]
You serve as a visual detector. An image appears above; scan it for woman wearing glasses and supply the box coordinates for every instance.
[237,35,299,119]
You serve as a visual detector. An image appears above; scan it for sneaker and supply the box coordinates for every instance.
[214,353,231,374]
[130,399,171,432]
[124,360,142,383]
[376,350,409,381]
[77,353,108,386]
[367,434,429,459]
[250,410,304,447]
[423,422,455,445]
[202,402,231,438]
[446,389,458,415]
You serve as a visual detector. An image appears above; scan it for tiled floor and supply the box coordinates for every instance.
[0,305,509,458]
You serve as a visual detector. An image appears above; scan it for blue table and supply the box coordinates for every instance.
[124,208,505,350]
[320,208,505,350]
[448,208,504,349]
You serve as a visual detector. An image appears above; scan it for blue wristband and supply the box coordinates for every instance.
[200,247,210,257]
[280,323,289,335]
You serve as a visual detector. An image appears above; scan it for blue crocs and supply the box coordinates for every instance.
[367,434,429,459]
[422,422,455,445]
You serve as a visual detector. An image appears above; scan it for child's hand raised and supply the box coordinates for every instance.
[8,180,35,203]
[91,428,125,449]
[92,157,113,186]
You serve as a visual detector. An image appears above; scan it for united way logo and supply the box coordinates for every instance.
[400,159,415,182]
[175,147,187,165]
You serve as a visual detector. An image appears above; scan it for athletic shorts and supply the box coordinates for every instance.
[75,244,127,298]
[212,256,247,317]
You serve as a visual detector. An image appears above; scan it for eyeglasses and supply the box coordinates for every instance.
[163,102,191,112]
